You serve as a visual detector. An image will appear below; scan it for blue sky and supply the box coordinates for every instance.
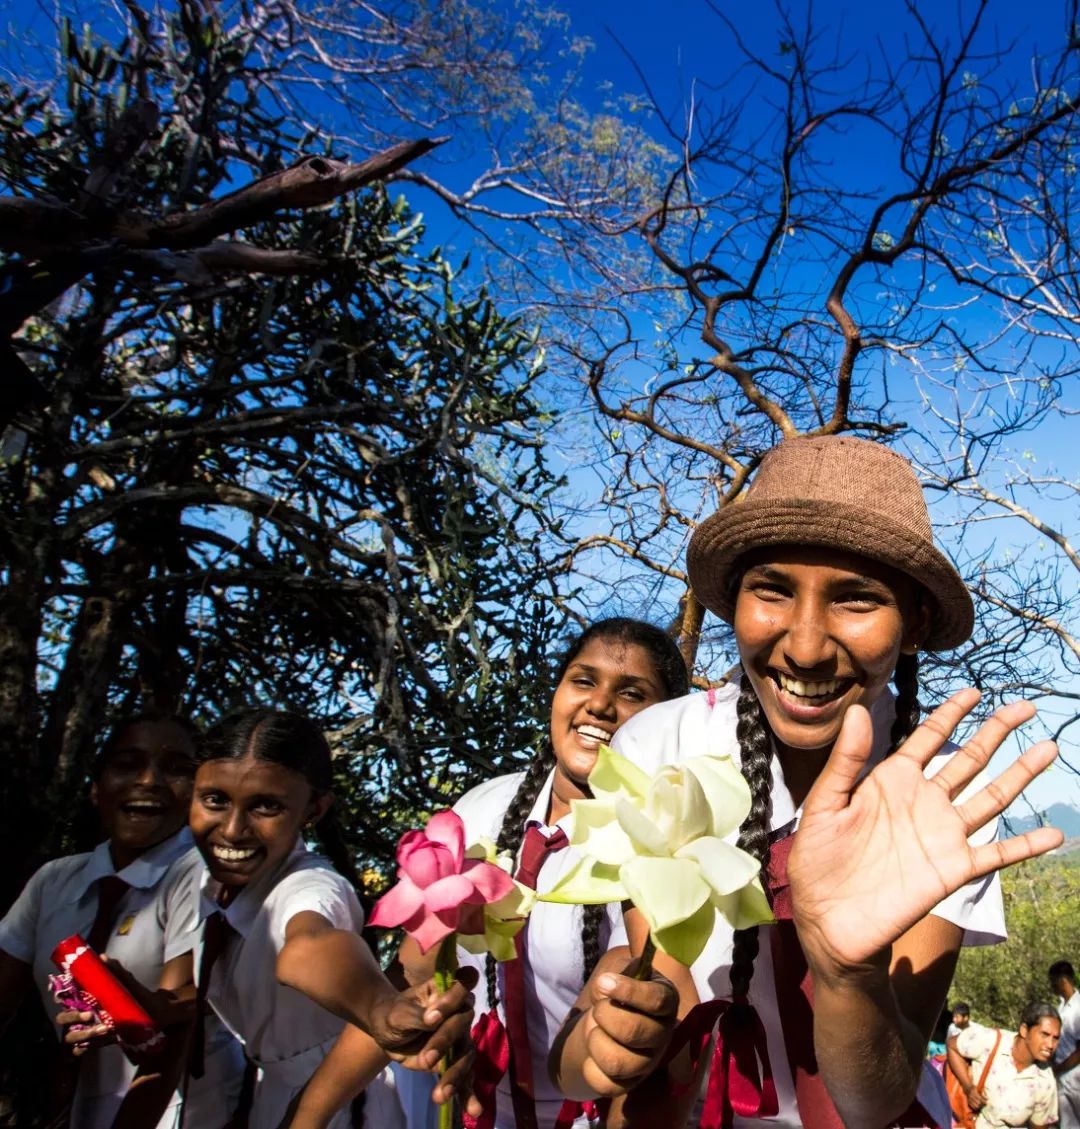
[3,0,1076,820]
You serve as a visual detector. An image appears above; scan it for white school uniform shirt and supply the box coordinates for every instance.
[164,838,405,1129]
[1056,991,1080,1129]
[451,769,628,1129]
[0,829,243,1129]
[1057,990,1080,1067]
[610,685,1007,1129]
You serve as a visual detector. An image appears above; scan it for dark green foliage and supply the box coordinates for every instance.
[0,9,567,885]
[950,854,1080,1028]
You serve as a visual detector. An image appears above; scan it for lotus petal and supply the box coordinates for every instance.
[424,809,466,869]
[568,799,636,865]
[368,876,425,928]
[712,877,774,931]
[463,858,516,902]
[424,873,477,913]
[410,908,458,954]
[588,744,651,802]
[675,836,761,897]
[683,756,752,839]
[619,855,710,932]
[541,855,627,905]
[398,838,454,886]
[651,898,716,967]
[614,797,669,857]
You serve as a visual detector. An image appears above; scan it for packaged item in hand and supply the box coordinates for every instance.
[50,934,164,1057]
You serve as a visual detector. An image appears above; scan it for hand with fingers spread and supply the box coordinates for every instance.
[789,688,1062,981]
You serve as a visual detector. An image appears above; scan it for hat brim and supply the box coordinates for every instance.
[687,499,974,651]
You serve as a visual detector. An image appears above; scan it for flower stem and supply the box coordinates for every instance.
[435,934,459,1129]
[633,934,656,981]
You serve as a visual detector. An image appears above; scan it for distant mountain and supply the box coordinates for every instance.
[1007,803,1080,841]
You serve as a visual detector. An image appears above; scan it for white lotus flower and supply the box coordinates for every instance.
[542,746,773,966]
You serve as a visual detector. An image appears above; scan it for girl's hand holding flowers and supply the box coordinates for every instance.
[369,809,534,1125]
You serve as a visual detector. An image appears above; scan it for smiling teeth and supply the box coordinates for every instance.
[212,846,258,862]
[777,673,839,699]
[577,725,613,742]
[123,801,164,810]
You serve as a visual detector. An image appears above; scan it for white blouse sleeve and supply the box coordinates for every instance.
[0,860,54,962]
[270,864,365,942]
[924,753,1007,947]
[161,853,205,963]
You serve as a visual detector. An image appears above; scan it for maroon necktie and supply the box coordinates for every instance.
[503,826,569,1129]
[766,832,938,1129]
[189,911,232,1079]
[86,875,130,952]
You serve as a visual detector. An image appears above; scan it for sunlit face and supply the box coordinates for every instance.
[1020,1017,1061,1063]
[549,638,668,799]
[92,720,197,865]
[734,546,926,754]
[190,755,330,901]
[952,1011,970,1030]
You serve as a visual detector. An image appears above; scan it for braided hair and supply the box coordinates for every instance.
[484,618,690,1011]
[728,650,923,1004]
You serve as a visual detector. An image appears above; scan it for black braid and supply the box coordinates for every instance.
[582,903,605,981]
[729,673,775,1003]
[888,651,921,754]
[484,747,556,1010]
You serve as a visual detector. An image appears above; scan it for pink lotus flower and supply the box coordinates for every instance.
[369,809,516,953]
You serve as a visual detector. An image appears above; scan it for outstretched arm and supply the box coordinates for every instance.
[282,931,459,1128]
[285,1024,392,1129]
[790,690,1060,1124]
[277,913,474,1069]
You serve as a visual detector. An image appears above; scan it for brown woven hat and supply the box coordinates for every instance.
[686,435,974,651]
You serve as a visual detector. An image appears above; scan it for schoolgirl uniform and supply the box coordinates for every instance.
[0,829,243,1129]
[164,838,405,1129]
[609,684,1006,1129]
[452,770,628,1129]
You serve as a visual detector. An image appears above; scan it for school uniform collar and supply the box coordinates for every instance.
[197,836,310,938]
[522,767,569,836]
[74,827,194,900]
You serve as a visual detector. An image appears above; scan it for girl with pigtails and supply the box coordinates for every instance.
[553,436,1063,1128]
[289,618,689,1129]
[449,618,690,1129]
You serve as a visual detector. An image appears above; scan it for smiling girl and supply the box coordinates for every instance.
[288,619,690,1129]
[0,714,242,1128]
[114,708,478,1129]
[553,435,1063,1128]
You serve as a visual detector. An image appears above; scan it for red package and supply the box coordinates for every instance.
[50,934,164,1057]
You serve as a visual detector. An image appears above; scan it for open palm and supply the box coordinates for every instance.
[788,689,1061,974]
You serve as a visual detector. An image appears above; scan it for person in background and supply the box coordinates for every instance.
[949,1002,975,1041]
[1050,960,1080,1128]
[947,1002,1060,1129]
[0,714,244,1128]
